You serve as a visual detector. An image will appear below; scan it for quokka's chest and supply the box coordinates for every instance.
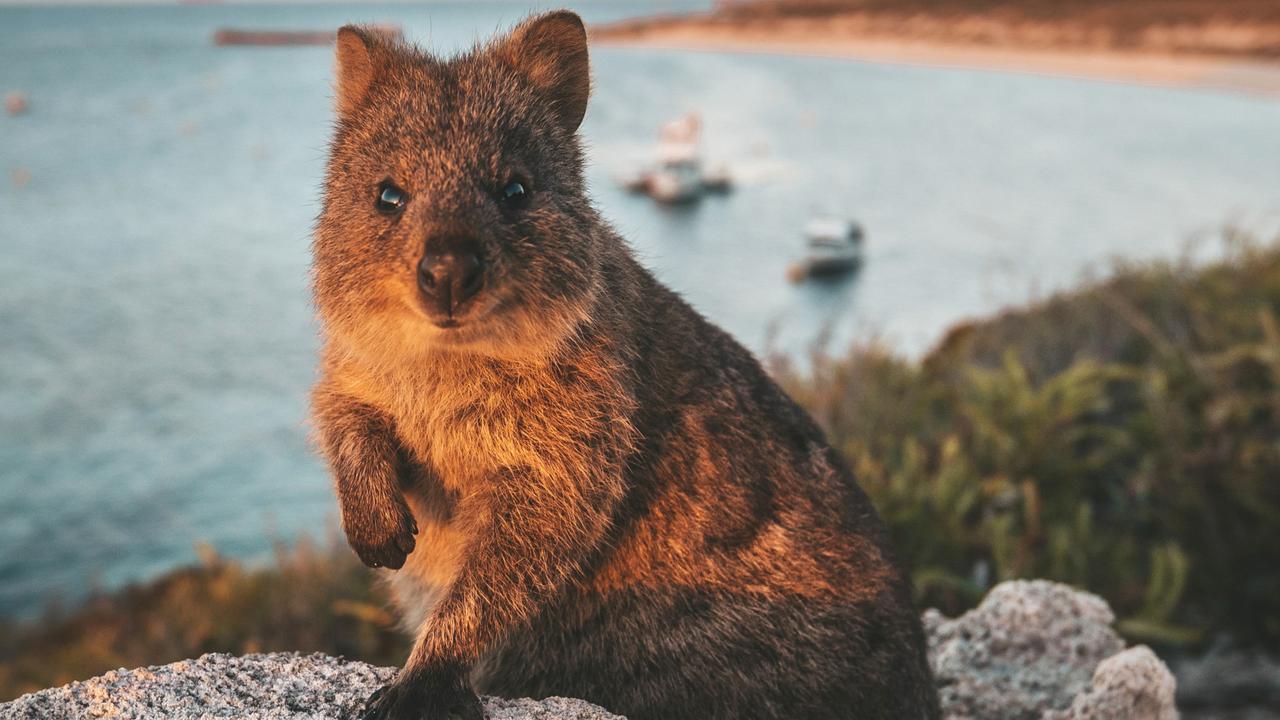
[361,352,636,487]
[388,396,508,483]
[387,384,593,489]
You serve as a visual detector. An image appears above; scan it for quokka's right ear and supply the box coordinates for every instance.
[334,25,383,116]
[496,11,591,134]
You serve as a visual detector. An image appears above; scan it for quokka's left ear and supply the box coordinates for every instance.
[495,10,591,133]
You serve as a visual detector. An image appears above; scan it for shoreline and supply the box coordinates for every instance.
[592,23,1280,99]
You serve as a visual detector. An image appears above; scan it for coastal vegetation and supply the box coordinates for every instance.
[3,229,1279,702]
[776,227,1280,648]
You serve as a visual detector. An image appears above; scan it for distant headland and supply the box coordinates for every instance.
[592,0,1280,97]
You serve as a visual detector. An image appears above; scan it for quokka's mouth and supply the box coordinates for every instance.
[411,286,478,330]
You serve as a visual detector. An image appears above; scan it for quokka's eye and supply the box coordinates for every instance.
[500,178,530,210]
[376,181,408,214]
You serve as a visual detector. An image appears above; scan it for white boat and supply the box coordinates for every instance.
[619,114,732,203]
[788,218,864,282]
[701,163,733,193]
[646,160,704,204]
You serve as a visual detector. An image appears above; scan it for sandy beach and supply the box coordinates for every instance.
[592,10,1280,98]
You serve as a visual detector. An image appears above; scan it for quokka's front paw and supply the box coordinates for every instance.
[341,491,419,570]
[362,664,484,720]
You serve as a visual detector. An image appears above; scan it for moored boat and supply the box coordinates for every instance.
[618,113,733,203]
[788,218,864,282]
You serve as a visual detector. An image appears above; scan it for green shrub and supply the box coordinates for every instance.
[776,230,1280,646]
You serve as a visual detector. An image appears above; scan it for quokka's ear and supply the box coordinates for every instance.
[334,25,386,117]
[496,10,591,133]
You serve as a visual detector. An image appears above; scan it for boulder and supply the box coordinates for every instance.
[928,579,1177,720]
[0,652,621,720]
[1044,647,1178,720]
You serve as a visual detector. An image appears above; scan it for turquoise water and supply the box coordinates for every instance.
[2,2,1279,618]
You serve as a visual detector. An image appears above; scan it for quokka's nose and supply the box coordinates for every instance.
[417,251,484,318]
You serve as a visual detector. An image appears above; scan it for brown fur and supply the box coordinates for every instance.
[310,11,938,720]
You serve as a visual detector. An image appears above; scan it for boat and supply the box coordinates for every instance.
[787,218,864,282]
[701,163,733,193]
[645,159,704,204]
[213,24,402,47]
[619,114,733,203]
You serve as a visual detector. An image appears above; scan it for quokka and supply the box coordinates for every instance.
[310,10,939,720]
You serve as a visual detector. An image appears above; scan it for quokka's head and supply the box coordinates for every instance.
[314,11,601,362]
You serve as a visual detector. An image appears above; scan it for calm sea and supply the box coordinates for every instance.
[2,1,1279,618]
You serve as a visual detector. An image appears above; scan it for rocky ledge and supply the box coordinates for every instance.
[0,580,1176,720]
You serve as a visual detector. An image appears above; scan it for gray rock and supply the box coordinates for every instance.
[1044,646,1177,720]
[927,579,1176,720]
[0,580,1178,720]
[0,652,623,720]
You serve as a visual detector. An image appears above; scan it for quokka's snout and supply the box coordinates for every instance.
[416,239,486,325]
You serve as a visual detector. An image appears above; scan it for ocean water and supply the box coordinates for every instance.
[2,2,1279,619]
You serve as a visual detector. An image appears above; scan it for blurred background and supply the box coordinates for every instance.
[2,0,1279,715]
